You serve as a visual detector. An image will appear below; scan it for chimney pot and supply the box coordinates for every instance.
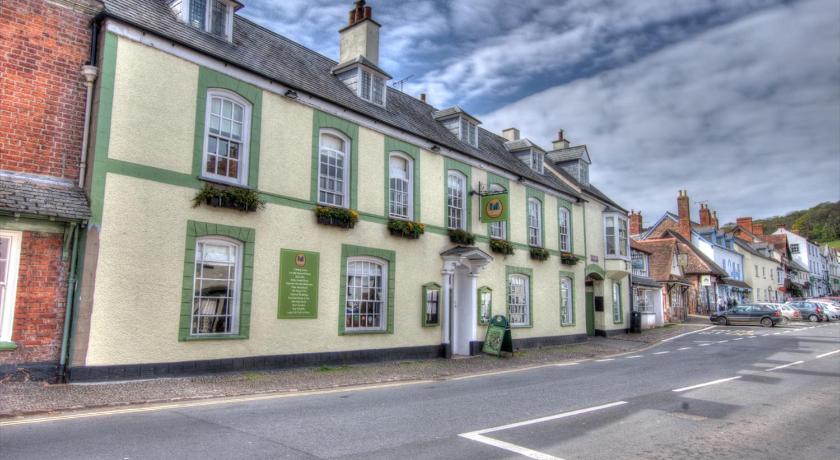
[420,93,426,103]
[364,6,372,19]
[552,129,570,150]
[339,0,381,66]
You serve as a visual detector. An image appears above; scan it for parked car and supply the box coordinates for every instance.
[756,303,798,324]
[785,301,825,322]
[710,304,782,327]
[811,300,840,321]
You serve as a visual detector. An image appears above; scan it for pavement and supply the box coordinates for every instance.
[1,321,838,459]
[0,323,699,418]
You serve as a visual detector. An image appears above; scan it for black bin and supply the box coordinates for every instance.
[630,311,642,333]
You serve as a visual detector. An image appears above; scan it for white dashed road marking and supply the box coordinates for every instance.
[767,361,805,372]
[626,355,643,359]
[595,358,614,362]
[698,343,711,347]
[816,349,840,359]
[654,351,669,355]
[672,376,741,393]
[678,347,692,350]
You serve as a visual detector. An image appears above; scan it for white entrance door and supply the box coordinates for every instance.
[451,268,477,356]
[0,231,23,343]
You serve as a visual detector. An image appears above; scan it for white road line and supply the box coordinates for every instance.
[698,343,711,347]
[678,347,692,350]
[554,362,580,367]
[816,349,840,359]
[717,340,729,343]
[672,376,741,393]
[459,433,562,460]
[748,336,758,339]
[595,358,614,362]
[772,332,781,335]
[626,355,643,359]
[733,338,744,341]
[463,401,629,436]
[661,326,716,342]
[783,330,792,333]
[767,361,805,372]
[653,351,670,355]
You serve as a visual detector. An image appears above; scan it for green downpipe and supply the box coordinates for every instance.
[59,223,80,382]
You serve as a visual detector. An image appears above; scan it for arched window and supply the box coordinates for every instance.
[191,237,242,335]
[447,171,467,230]
[558,207,571,252]
[488,183,507,240]
[508,274,530,326]
[318,130,350,207]
[560,277,573,325]
[345,257,388,331]
[527,197,542,247]
[388,153,413,219]
[203,90,251,185]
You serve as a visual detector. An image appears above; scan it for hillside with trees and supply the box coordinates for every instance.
[727,201,840,244]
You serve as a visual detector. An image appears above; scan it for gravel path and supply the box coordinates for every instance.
[0,324,705,418]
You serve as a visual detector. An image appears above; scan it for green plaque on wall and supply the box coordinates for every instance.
[278,249,319,319]
[480,193,509,223]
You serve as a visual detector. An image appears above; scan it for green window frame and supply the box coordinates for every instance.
[193,66,263,188]
[477,286,493,325]
[179,220,256,341]
[612,280,623,324]
[506,266,534,328]
[339,244,396,334]
[384,137,421,221]
[560,271,575,326]
[526,188,545,248]
[421,282,440,327]
[486,173,510,241]
[558,199,574,253]
[444,158,472,231]
[311,110,360,209]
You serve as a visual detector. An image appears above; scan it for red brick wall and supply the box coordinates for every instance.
[0,232,68,366]
[0,0,99,180]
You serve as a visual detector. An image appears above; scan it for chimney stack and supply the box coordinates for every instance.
[752,223,764,236]
[736,217,753,232]
[339,0,381,66]
[699,203,712,227]
[677,190,691,240]
[711,211,719,230]
[629,210,643,235]
[502,128,520,142]
[552,130,570,150]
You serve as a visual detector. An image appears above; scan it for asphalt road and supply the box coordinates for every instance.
[1,323,839,460]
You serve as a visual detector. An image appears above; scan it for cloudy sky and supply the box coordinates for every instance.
[241,0,840,224]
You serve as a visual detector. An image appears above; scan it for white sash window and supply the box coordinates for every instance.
[318,131,350,207]
[345,258,387,331]
[508,274,530,326]
[388,154,412,219]
[203,90,250,185]
[191,237,242,335]
[447,171,466,230]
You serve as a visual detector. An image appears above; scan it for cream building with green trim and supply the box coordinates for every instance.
[68,0,631,380]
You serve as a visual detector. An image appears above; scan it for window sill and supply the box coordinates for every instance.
[198,175,252,190]
[182,334,248,341]
[340,329,391,335]
[0,341,18,351]
[560,322,576,328]
[510,324,533,329]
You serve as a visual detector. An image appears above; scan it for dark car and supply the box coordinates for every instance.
[785,301,826,322]
[710,304,782,327]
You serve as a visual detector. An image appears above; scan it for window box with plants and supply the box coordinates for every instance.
[448,229,476,245]
[529,246,550,261]
[192,183,265,212]
[560,252,580,265]
[387,219,425,239]
[314,205,359,229]
[489,239,514,255]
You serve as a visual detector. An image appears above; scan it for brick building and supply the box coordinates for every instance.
[0,0,100,380]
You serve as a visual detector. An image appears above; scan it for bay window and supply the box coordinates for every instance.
[318,130,350,207]
[203,90,250,185]
[605,214,629,258]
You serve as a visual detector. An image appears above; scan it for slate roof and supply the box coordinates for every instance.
[0,172,90,221]
[546,145,590,164]
[504,139,545,153]
[431,106,481,124]
[733,239,778,264]
[637,231,728,278]
[100,0,583,201]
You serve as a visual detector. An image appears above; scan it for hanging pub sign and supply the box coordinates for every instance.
[278,249,320,319]
[701,275,712,286]
[480,192,509,223]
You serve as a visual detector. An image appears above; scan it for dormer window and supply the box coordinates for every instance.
[360,69,386,106]
[460,118,478,147]
[530,150,544,174]
[171,0,237,41]
[433,108,481,148]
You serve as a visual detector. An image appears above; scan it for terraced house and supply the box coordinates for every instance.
[66,0,631,380]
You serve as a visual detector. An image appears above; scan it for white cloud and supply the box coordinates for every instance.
[480,0,840,223]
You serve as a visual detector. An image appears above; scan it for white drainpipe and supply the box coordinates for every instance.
[78,65,99,188]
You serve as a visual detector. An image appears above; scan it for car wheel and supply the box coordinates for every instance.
[809,314,819,322]
[717,317,728,326]
[760,317,773,327]
[780,317,789,326]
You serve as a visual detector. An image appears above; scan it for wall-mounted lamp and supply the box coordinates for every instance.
[284,89,298,99]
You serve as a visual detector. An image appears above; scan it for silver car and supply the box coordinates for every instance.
[812,301,840,321]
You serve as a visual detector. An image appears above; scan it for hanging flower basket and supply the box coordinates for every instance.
[192,183,264,212]
[448,229,476,245]
[314,206,359,229]
[560,252,580,265]
[529,246,550,261]
[387,219,425,239]
[489,239,514,255]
